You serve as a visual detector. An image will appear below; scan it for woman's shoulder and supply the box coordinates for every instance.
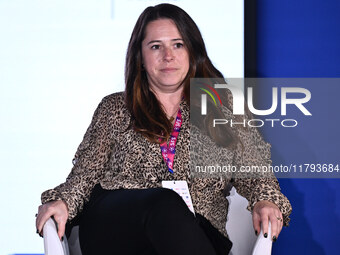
[101,91,125,107]
[94,91,131,131]
[96,91,128,113]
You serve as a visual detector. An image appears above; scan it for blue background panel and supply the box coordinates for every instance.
[256,0,340,254]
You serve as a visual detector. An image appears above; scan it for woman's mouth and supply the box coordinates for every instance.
[160,68,178,72]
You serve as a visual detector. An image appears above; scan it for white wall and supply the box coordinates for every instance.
[0,0,243,253]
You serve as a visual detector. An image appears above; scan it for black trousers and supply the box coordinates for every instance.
[77,184,230,255]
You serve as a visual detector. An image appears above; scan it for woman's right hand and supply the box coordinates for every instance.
[35,200,69,240]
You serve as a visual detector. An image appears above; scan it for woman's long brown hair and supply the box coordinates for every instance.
[125,3,238,147]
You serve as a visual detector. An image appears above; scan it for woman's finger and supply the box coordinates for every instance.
[54,215,67,240]
[276,212,283,237]
[269,213,279,242]
[260,213,269,238]
[252,212,261,236]
[36,204,53,236]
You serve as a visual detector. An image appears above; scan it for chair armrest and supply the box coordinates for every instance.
[252,222,272,255]
[43,217,69,255]
[227,187,273,255]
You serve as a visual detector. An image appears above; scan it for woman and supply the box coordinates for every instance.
[36,3,292,254]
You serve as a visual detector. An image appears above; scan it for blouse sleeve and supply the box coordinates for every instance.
[231,117,292,226]
[41,96,114,221]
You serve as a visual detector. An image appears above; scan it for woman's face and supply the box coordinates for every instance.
[141,19,190,93]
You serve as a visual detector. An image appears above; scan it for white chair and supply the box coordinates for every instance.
[43,187,272,255]
[43,217,70,255]
[43,217,82,255]
[226,186,272,255]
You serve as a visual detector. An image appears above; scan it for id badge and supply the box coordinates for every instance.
[162,180,195,214]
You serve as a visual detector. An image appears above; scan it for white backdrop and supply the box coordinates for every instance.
[0,0,243,253]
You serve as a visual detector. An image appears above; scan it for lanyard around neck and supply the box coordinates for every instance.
[160,109,183,174]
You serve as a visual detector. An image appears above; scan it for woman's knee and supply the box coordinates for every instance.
[140,188,192,221]
[142,188,185,207]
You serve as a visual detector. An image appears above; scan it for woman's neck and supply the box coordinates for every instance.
[151,86,183,121]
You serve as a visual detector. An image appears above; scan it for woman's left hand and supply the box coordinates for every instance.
[252,200,283,242]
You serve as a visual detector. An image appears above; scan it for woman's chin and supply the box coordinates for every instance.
[158,78,185,88]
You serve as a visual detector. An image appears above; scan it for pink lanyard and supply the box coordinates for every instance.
[160,109,182,174]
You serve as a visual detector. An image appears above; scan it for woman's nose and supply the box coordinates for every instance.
[163,47,174,61]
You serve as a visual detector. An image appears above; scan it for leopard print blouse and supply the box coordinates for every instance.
[41,92,292,237]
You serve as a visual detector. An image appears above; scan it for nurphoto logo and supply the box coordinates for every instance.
[199,80,312,128]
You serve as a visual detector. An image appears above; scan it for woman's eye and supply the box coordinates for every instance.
[174,42,184,48]
[151,45,160,50]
